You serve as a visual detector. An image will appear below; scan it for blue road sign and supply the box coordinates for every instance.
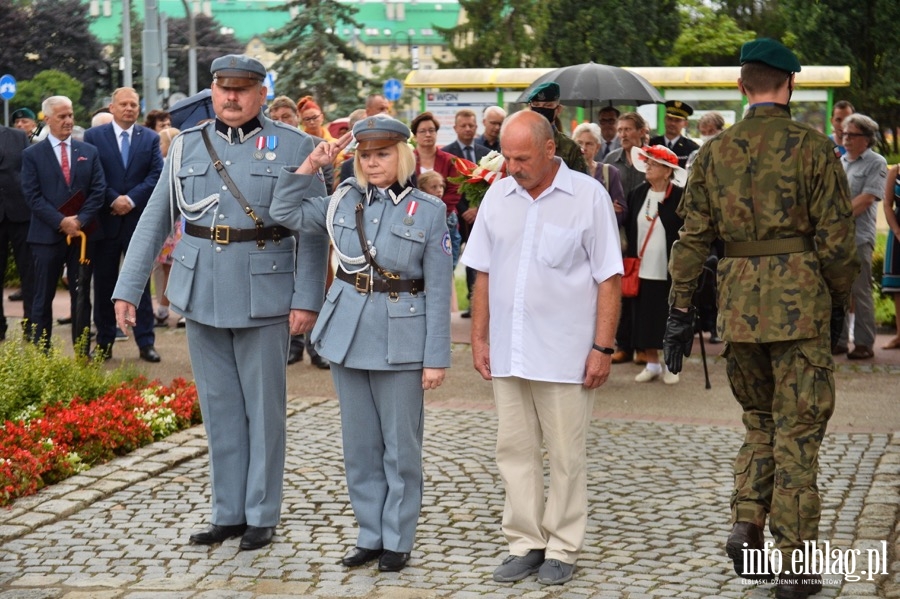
[383,78,403,102]
[264,72,276,100]
[0,74,16,101]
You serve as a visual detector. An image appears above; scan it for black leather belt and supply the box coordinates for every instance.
[184,222,290,244]
[336,268,424,295]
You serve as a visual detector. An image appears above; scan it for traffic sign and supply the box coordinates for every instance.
[264,72,276,101]
[0,74,16,101]
[383,78,403,102]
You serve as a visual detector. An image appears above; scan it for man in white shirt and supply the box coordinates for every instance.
[461,110,622,586]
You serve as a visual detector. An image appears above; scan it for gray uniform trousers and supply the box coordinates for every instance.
[331,366,425,552]
[113,117,328,529]
[186,319,290,527]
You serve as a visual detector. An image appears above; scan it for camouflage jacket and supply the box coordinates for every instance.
[554,130,589,175]
[669,104,859,343]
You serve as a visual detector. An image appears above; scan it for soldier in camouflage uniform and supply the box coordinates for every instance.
[662,39,859,599]
[526,82,589,175]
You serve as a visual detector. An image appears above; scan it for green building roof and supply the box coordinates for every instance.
[86,0,460,47]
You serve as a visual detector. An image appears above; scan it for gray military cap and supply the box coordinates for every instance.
[210,54,266,89]
[353,114,411,150]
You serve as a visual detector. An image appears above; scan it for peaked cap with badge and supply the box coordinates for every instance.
[211,54,267,89]
[664,100,693,120]
[353,114,411,151]
[739,38,802,74]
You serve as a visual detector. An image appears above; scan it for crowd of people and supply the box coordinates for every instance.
[0,37,891,597]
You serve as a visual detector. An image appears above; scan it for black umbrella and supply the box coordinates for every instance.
[66,231,92,358]
[516,62,664,112]
[168,89,214,129]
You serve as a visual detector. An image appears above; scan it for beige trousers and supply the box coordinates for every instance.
[492,376,595,564]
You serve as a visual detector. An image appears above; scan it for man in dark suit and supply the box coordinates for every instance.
[21,96,105,354]
[84,87,164,362]
[649,100,699,168]
[0,125,33,339]
[475,106,506,153]
[442,108,490,318]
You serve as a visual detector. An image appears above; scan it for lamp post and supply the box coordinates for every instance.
[180,0,198,96]
[122,0,132,87]
[390,30,418,70]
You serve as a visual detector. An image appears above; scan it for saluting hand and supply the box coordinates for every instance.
[297,132,352,174]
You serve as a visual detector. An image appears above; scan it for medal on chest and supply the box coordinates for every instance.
[265,136,278,161]
[254,136,265,160]
[404,200,418,225]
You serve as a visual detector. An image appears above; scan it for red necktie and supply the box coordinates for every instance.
[60,141,71,185]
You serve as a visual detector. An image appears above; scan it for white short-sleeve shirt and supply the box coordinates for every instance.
[460,158,623,383]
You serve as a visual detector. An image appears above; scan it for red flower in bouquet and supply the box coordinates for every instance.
[448,151,506,209]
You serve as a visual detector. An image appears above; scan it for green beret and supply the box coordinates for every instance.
[11,107,36,121]
[528,82,560,103]
[740,38,801,73]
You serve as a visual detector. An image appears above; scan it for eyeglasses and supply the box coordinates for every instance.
[416,128,437,135]
[599,118,617,124]
[302,114,322,123]
[841,132,865,139]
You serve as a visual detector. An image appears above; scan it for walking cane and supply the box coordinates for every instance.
[694,262,714,390]
[66,231,91,355]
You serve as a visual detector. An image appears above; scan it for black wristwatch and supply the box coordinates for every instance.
[592,344,615,355]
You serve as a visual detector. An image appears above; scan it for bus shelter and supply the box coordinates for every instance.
[403,66,851,140]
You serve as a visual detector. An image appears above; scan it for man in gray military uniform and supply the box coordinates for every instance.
[113,55,329,551]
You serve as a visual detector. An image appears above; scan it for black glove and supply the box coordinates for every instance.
[663,307,696,375]
[829,304,845,353]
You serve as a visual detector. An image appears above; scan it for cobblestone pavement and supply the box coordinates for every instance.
[1,393,897,598]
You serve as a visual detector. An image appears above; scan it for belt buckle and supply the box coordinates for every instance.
[214,225,230,245]
[383,271,400,302]
[354,272,370,294]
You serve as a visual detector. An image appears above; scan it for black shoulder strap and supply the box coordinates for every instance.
[200,127,267,248]
[355,202,396,279]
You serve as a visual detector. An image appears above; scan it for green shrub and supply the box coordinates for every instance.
[0,336,137,422]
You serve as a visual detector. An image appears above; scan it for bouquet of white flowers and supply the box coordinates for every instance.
[448,150,506,208]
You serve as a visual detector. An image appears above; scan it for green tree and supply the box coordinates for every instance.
[166,14,244,96]
[16,70,85,121]
[368,57,415,124]
[107,12,243,108]
[436,0,549,68]
[266,0,370,116]
[782,0,900,152]
[26,0,105,109]
[0,0,105,112]
[667,0,756,66]
[539,0,680,68]
[717,0,787,39]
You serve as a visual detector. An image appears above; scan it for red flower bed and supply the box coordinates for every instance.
[0,377,199,506]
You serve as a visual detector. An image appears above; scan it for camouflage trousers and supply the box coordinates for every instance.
[724,336,834,553]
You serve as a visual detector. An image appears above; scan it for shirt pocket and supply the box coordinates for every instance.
[537,223,580,270]
[386,295,426,364]
[332,215,359,255]
[248,250,295,318]
[250,162,281,207]
[387,223,427,271]
[177,162,210,201]
[166,239,200,311]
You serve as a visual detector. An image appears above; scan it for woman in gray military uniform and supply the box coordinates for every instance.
[271,115,452,572]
